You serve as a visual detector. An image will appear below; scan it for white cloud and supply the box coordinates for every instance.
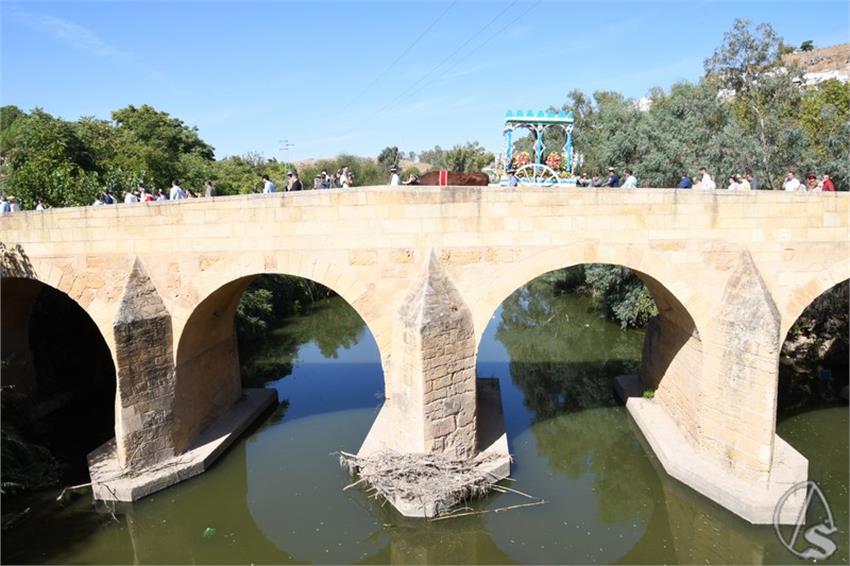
[10,8,163,81]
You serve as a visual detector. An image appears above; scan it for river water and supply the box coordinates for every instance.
[3,278,847,564]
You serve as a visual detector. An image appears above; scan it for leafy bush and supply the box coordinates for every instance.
[584,264,658,328]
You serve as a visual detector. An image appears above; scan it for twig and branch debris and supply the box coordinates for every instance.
[338,449,542,519]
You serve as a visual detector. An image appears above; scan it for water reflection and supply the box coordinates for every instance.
[494,278,642,422]
[241,296,366,385]
[2,278,846,564]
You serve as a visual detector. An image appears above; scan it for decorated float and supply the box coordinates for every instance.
[496,109,577,187]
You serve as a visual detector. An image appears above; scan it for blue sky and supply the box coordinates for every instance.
[2,1,848,161]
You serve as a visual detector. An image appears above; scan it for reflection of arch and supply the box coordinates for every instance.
[173,270,386,452]
[475,246,705,443]
[781,257,850,342]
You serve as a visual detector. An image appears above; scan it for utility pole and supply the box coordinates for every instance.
[279,139,295,163]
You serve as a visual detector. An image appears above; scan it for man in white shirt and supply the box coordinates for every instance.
[389,166,400,186]
[698,167,716,190]
[340,166,351,188]
[169,180,187,200]
[782,171,801,192]
[262,174,276,193]
[622,169,638,188]
[124,190,139,203]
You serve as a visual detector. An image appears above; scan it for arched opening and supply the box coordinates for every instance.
[174,273,384,447]
[776,279,848,558]
[778,279,849,413]
[174,273,387,560]
[1,278,116,493]
[475,263,702,564]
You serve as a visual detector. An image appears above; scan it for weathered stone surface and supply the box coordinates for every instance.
[89,388,276,501]
[702,251,782,483]
[113,257,178,471]
[392,251,477,458]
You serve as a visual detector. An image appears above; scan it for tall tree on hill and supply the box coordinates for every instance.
[704,19,804,189]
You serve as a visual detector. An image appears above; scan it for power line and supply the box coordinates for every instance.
[340,0,520,138]
[337,0,458,116]
[385,1,542,116]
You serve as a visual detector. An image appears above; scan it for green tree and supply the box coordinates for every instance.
[799,40,814,52]
[799,79,850,188]
[418,145,445,167]
[0,105,25,137]
[377,146,400,170]
[704,19,804,189]
[1,109,101,208]
[442,141,493,172]
[110,104,215,190]
[584,264,658,328]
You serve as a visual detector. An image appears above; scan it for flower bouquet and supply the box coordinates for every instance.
[512,151,531,168]
[545,152,563,170]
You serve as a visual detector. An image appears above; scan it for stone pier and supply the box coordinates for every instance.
[358,252,510,516]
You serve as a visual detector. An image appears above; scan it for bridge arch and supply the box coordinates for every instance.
[173,263,387,452]
[474,244,705,347]
[0,275,117,483]
[474,244,706,446]
[780,257,850,343]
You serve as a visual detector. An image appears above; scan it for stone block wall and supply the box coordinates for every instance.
[391,252,477,458]
[113,259,177,470]
[698,252,782,485]
[172,277,247,453]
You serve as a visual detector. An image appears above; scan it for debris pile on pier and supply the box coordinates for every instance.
[338,449,507,518]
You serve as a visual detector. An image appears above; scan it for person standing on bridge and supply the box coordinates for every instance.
[169,180,187,200]
[822,175,835,192]
[261,174,276,194]
[507,167,519,187]
[746,173,759,190]
[698,167,716,190]
[340,166,352,188]
[1,195,10,214]
[782,170,801,192]
[622,169,638,188]
[605,168,620,188]
[678,174,693,188]
[204,180,216,197]
[286,171,303,191]
[389,166,400,186]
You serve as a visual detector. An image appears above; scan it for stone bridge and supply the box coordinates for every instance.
[2,187,848,523]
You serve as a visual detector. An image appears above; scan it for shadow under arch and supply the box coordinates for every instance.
[0,276,116,483]
[780,256,850,343]
[173,272,386,453]
[778,277,849,413]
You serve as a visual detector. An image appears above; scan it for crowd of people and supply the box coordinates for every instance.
[569,166,837,192]
[0,164,841,213]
